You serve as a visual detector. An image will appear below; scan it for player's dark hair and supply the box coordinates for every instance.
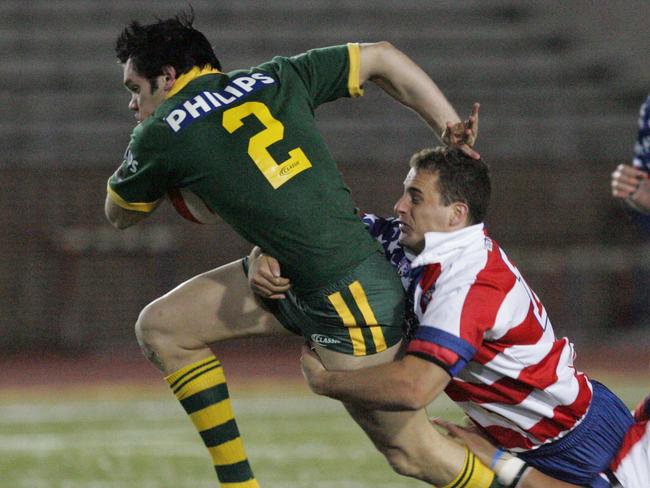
[409,147,491,225]
[115,9,221,91]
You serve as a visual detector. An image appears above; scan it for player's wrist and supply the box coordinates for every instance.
[441,120,470,147]
[493,452,532,488]
[626,185,650,214]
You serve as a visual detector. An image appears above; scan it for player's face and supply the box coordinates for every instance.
[122,58,167,123]
[394,168,456,253]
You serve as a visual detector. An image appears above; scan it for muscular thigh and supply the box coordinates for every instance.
[314,342,466,482]
[313,342,413,446]
[314,343,412,445]
[155,259,290,347]
[313,340,403,370]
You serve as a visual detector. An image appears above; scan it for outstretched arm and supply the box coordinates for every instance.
[301,344,450,410]
[434,419,583,488]
[358,42,479,158]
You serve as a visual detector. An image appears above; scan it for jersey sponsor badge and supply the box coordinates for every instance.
[165,73,277,133]
[123,147,139,173]
[115,147,139,182]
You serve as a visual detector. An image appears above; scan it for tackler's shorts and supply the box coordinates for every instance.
[519,380,634,487]
[243,250,405,356]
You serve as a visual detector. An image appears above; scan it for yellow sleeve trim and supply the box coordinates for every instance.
[346,43,364,98]
[106,180,159,213]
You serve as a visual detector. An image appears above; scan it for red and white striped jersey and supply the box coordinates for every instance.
[404,223,593,451]
[610,420,650,488]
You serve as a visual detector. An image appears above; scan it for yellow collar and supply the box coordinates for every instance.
[165,66,221,99]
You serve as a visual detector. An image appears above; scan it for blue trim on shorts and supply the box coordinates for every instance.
[519,381,633,487]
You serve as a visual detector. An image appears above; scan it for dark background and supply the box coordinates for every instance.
[2,1,649,366]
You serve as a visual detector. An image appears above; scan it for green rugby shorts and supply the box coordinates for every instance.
[243,250,405,356]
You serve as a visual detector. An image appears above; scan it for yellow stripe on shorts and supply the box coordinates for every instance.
[348,281,387,353]
[327,291,355,326]
[327,291,366,356]
[221,480,260,488]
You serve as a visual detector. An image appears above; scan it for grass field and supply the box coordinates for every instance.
[0,374,645,488]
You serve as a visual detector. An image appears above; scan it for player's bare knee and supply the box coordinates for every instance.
[135,298,178,354]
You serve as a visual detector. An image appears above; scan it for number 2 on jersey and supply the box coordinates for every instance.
[222,101,312,189]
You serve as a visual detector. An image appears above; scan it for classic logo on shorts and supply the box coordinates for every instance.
[310,334,341,345]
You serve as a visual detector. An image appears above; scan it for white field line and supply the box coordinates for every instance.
[0,394,354,424]
[0,394,459,424]
[0,428,373,461]
[10,480,405,488]
[0,396,350,424]
[10,480,212,488]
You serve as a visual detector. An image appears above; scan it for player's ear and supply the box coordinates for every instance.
[161,65,177,92]
[449,202,469,228]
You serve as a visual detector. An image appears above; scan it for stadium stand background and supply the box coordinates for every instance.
[2,0,649,359]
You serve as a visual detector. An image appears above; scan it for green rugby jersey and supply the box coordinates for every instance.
[108,44,382,292]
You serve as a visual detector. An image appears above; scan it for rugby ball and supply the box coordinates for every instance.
[168,188,219,224]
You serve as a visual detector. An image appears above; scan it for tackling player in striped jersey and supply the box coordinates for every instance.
[258,230,649,488]
[255,147,634,487]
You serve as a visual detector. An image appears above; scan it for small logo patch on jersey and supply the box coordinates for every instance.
[124,148,139,174]
[420,287,434,311]
[279,160,301,176]
[310,334,341,345]
[115,147,139,181]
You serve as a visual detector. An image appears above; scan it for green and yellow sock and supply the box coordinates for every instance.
[441,447,497,488]
[166,356,259,488]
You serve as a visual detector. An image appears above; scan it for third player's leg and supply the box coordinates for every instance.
[315,343,468,485]
[135,258,290,374]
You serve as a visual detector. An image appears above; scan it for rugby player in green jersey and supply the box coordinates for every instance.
[105,11,483,488]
